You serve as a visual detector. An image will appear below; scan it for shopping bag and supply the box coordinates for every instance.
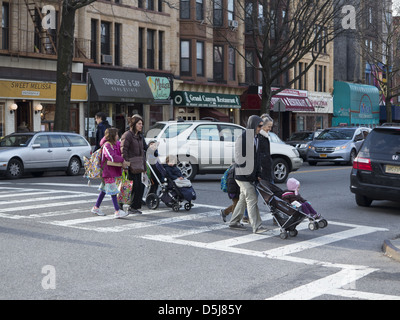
[117,171,132,204]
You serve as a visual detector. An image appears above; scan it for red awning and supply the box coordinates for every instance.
[270,95,314,112]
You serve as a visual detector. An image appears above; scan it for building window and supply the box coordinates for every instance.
[196,41,204,76]
[2,2,9,50]
[196,0,203,20]
[228,0,234,21]
[228,47,235,81]
[314,64,326,92]
[139,27,144,68]
[180,40,191,76]
[245,50,254,84]
[91,19,98,63]
[214,0,223,26]
[100,21,110,55]
[180,0,190,19]
[147,29,155,69]
[159,31,163,70]
[214,45,224,80]
[115,23,121,66]
[158,0,163,12]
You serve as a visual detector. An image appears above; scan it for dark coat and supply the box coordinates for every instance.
[258,132,273,182]
[234,115,263,182]
[163,164,183,180]
[226,166,240,197]
[94,120,111,151]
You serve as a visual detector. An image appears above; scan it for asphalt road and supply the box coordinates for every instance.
[0,163,399,304]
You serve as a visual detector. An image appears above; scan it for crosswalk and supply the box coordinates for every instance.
[1,182,399,300]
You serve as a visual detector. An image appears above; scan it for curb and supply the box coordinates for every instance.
[382,239,400,263]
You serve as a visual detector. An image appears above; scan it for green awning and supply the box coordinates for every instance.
[172,91,241,108]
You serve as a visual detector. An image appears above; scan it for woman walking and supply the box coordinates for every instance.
[91,128,129,218]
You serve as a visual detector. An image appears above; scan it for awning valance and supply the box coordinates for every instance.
[89,68,154,103]
[270,95,314,112]
[173,91,241,109]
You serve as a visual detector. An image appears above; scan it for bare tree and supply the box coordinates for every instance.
[216,0,347,114]
[54,0,96,132]
[357,0,399,123]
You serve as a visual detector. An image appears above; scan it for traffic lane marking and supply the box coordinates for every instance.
[292,167,351,174]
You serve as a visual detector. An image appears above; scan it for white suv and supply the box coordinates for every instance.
[145,120,303,183]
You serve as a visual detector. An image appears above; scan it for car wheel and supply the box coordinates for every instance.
[6,158,24,179]
[272,158,289,184]
[348,149,357,165]
[355,194,373,207]
[177,159,198,180]
[66,157,81,176]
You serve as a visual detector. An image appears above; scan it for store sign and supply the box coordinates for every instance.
[0,79,87,101]
[173,91,241,108]
[147,76,171,100]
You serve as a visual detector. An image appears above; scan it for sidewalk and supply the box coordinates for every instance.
[383,239,400,262]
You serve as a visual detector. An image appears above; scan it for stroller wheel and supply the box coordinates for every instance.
[279,231,288,240]
[172,204,180,212]
[289,229,298,237]
[184,202,192,211]
[146,193,159,210]
[318,219,328,229]
[308,221,319,231]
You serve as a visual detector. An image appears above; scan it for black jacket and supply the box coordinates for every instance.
[258,131,273,182]
[234,115,262,182]
[94,120,111,151]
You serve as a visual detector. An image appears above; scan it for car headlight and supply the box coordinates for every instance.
[299,143,308,149]
[334,145,347,151]
[308,145,315,150]
[292,148,300,157]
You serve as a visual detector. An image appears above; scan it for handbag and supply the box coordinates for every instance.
[129,156,145,174]
[117,171,133,205]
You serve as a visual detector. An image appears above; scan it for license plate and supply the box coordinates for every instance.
[319,154,327,158]
[385,165,400,175]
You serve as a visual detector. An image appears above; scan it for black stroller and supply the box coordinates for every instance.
[145,161,196,212]
[256,180,328,239]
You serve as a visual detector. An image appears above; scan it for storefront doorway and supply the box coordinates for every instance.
[15,100,32,132]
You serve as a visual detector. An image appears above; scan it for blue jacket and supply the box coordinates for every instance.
[95,120,111,151]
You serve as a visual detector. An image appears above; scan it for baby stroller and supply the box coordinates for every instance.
[256,180,328,240]
[145,161,196,212]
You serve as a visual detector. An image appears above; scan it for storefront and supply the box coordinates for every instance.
[172,91,241,122]
[0,79,87,136]
[333,81,380,127]
[241,86,315,140]
[87,68,154,143]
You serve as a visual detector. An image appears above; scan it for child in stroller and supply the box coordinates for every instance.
[256,180,327,239]
[145,155,196,212]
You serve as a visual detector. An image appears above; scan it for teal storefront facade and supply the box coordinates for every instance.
[332,81,380,126]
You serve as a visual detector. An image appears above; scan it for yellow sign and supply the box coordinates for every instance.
[0,79,87,101]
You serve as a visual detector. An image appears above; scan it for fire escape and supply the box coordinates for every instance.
[24,0,57,55]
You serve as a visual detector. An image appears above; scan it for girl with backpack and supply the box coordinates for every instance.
[91,128,130,218]
[220,164,240,222]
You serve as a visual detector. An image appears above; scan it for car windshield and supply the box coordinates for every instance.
[287,132,312,141]
[316,129,355,140]
[0,135,33,147]
[160,124,192,139]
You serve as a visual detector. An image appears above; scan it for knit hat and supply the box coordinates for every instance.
[286,178,300,195]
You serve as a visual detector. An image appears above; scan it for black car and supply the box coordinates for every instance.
[350,126,400,207]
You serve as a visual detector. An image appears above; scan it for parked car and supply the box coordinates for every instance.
[145,120,303,183]
[350,126,400,207]
[0,132,91,179]
[306,127,371,165]
[286,130,322,160]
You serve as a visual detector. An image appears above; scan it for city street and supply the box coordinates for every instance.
[0,163,399,303]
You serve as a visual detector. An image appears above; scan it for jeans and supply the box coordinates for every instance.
[230,180,262,233]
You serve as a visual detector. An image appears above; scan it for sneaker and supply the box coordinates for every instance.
[229,222,247,230]
[114,210,128,219]
[91,207,105,216]
[255,226,268,234]
[128,208,142,214]
[242,217,249,224]
[220,209,227,222]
